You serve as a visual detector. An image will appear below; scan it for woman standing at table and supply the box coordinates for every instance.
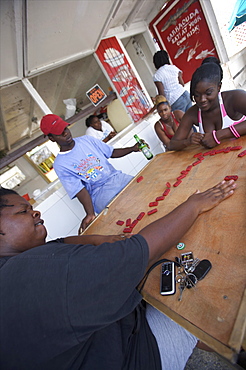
[153,50,192,112]
[169,62,246,150]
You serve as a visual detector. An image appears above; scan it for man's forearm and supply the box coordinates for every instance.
[76,187,95,216]
[111,145,138,158]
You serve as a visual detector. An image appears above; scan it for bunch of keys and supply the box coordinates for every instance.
[175,268,198,301]
[175,252,212,301]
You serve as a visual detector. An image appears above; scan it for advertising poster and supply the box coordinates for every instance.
[96,36,151,122]
[149,0,219,83]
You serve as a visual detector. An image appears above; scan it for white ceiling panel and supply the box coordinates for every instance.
[0,0,23,85]
[25,0,120,75]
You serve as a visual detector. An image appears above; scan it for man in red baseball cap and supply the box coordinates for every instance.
[40,113,140,232]
[40,114,69,135]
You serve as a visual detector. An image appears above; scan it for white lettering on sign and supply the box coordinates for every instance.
[166,9,200,44]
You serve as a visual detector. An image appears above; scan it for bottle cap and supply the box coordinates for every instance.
[176,242,185,250]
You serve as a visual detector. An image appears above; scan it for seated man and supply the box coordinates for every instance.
[40,114,139,231]
[85,114,117,142]
[0,180,235,369]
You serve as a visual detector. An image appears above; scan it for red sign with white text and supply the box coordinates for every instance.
[149,0,219,83]
[96,37,151,122]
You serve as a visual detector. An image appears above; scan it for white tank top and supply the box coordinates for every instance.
[198,92,246,133]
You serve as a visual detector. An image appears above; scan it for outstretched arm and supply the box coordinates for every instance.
[76,188,96,233]
[111,143,140,158]
[139,180,236,268]
[64,234,129,245]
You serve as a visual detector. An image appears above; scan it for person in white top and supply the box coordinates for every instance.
[85,115,117,143]
[153,50,192,112]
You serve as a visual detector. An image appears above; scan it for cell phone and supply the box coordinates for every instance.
[160,262,176,295]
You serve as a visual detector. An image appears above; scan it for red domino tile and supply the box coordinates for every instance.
[156,196,165,201]
[147,208,157,215]
[230,146,242,151]
[126,218,132,227]
[166,182,171,188]
[123,227,133,233]
[137,176,144,183]
[214,149,225,154]
[173,180,182,187]
[149,201,158,207]
[116,220,124,226]
[238,150,246,157]
[131,220,138,228]
[223,147,231,153]
[186,165,193,171]
[177,174,186,180]
[192,161,201,166]
[163,188,171,196]
[193,153,203,158]
[224,175,238,181]
[137,212,145,220]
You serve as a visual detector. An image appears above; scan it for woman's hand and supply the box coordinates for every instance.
[189,132,205,146]
[188,180,236,215]
[201,132,217,148]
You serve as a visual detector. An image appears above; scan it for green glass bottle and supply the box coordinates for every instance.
[134,134,153,160]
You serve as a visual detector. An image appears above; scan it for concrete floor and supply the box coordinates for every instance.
[185,347,246,370]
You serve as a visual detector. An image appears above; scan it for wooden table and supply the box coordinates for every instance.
[83,136,246,362]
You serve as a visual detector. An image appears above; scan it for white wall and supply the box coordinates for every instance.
[122,34,157,98]
[209,0,246,89]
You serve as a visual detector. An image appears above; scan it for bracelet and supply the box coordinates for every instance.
[212,130,220,144]
[229,124,240,138]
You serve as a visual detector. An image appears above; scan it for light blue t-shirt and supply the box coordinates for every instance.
[54,136,121,200]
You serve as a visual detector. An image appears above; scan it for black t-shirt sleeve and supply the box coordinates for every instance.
[66,234,149,340]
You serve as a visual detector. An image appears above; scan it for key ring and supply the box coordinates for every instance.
[175,274,185,283]
[185,273,198,289]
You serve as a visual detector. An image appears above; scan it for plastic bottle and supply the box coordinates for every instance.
[134,134,153,160]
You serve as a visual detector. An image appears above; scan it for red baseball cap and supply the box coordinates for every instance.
[40,114,69,135]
